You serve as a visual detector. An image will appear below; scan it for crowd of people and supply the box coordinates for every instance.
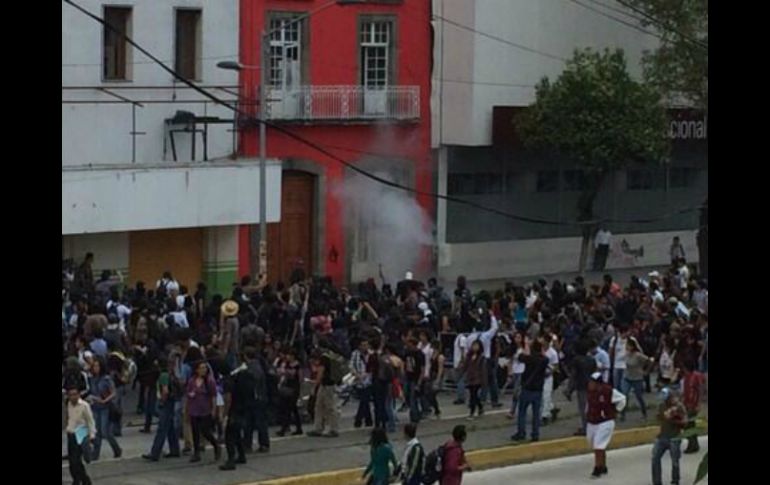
[62,247,707,484]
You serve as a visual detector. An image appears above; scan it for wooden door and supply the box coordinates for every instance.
[267,171,314,284]
[129,228,203,289]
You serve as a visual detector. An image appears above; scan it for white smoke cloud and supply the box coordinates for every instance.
[336,170,434,284]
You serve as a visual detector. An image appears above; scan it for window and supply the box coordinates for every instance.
[103,6,132,80]
[627,169,655,190]
[536,170,558,192]
[448,173,502,195]
[670,167,698,188]
[563,170,587,191]
[175,9,202,81]
[360,19,393,88]
[268,14,304,89]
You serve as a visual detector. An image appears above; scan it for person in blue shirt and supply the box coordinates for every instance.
[590,340,611,383]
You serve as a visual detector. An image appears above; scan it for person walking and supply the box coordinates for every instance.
[87,356,122,460]
[65,386,96,485]
[307,349,340,437]
[586,372,626,478]
[142,353,183,462]
[400,423,425,485]
[461,340,487,420]
[441,425,470,485]
[185,360,221,463]
[219,353,254,471]
[651,389,687,485]
[351,339,373,428]
[620,338,653,422]
[361,428,400,485]
[276,347,303,436]
[567,339,597,436]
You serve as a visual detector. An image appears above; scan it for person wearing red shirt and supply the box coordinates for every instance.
[681,361,705,453]
[585,372,626,478]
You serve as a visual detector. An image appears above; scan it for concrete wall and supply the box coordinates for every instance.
[203,225,239,297]
[438,229,699,283]
[62,161,282,234]
[62,0,239,166]
[433,0,659,147]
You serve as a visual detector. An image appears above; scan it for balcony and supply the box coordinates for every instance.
[264,85,420,122]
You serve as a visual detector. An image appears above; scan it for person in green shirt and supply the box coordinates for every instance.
[362,428,400,485]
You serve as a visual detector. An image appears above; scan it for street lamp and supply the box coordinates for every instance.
[219,0,356,285]
[217,57,268,286]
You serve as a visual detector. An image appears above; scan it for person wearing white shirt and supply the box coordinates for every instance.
[170,310,189,328]
[107,299,132,332]
[593,227,612,271]
[591,343,611,384]
[453,334,469,404]
[541,335,561,424]
[65,387,97,485]
[693,283,708,315]
[608,328,630,390]
[417,332,434,416]
[506,333,526,419]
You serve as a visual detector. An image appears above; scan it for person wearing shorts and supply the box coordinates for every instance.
[586,372,626,478]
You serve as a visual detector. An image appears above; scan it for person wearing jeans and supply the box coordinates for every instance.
[350,340,373,428]
[511,340,548,442]
[652,437,682,485]
[452,334,468,404]
[621,340,652,421]
[142,361,181,462]
[88,358,122,461]
[652,390,687,485]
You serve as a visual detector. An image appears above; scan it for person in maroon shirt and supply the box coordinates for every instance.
[585,372,626,478]
[441,425,470,485]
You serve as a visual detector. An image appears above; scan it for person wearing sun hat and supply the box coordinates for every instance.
[585,371,626,478]
[219,300,241,371]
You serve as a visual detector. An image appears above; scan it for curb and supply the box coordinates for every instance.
[246,424,707,485]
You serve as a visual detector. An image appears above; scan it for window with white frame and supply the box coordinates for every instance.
[360,20,392,89]
[268,15,303,90]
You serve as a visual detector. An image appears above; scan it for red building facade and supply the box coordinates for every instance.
[237,0,433,285]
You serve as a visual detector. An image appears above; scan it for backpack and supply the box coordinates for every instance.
[167,372,185,400]
[404,442,425,482]
[377,354,395,382]
[422,445,445,485]
[322,350,347,385]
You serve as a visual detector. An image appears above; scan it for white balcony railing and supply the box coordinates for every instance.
[265,85,420,121]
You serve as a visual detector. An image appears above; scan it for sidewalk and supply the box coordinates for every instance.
[468,265,667,292]
[63,386,686,485]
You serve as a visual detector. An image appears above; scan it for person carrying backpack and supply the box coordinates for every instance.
[439,425,470,485]
[400,423,424,485]
[142,353,182,462]
[306,349,340,438]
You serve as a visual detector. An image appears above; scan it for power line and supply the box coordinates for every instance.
[584,0,647,21]
[437,78,535,89]
[565,0,662,39]
[613,0,708,50]
[63,0,705,229]
[434,14,567,63]
[62,54,238,68]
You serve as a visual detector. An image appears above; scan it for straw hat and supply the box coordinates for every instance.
[221,300,240,317]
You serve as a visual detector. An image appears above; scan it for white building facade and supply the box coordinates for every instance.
[62,0,281,296]
[431,0,707,283]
